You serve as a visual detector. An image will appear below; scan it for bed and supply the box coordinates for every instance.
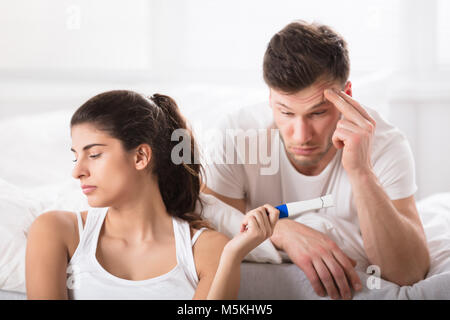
[1,105,450,300]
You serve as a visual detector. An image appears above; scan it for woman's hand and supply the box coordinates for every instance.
[203,205,279,299]
[223,204,280,262]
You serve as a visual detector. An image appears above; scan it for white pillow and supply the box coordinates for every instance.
[0,178,89,293]
[416,192,450,277]
[0,178,46,292]
[197,193,282,264]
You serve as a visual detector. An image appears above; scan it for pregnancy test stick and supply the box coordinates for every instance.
[276,195,334,219]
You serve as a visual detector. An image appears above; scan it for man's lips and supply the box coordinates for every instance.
[290,146,318,155]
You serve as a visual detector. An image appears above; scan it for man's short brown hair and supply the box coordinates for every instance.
[263,20,350,93]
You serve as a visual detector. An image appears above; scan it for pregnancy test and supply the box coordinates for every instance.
[276,195,334,219]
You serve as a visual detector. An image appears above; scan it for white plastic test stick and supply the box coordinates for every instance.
[276,195,334,219]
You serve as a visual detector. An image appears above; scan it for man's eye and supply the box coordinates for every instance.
[281,111,294,116]
[311,110,327,116]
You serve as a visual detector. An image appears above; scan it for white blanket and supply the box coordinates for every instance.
[287,193,450,299]
[235,192,450,299]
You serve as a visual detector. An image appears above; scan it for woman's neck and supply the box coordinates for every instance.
[104,178,173,244]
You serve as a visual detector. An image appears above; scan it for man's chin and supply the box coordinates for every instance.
[287,145,333,168]
[290,154,322,167]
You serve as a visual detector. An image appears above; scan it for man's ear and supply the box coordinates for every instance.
[344,81,352,97]
[135,144,152,170]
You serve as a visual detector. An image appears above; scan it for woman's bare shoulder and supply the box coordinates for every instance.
[28,210,86,244]
[192,229,231,280]
[31,210,75,229]
[25,210,84,299]
[192,229,230,258]
[197,229,230,244]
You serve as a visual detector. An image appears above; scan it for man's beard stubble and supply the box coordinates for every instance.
[280,132,335,168]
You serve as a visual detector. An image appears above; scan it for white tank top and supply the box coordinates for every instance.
[66,207,206,300]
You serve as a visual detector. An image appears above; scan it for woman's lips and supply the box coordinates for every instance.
[82,186,97,194]
[291,147,318,155]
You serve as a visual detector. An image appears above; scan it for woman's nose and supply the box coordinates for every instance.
[71,159,89,180]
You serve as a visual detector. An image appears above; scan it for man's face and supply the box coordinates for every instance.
[270,79,352,173]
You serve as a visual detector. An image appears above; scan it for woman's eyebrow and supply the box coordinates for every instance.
[70,143,107,153]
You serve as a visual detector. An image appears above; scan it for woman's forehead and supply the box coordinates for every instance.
[71,124,114,149]
[71,123,107,137]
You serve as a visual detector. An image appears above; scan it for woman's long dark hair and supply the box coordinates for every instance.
[70,90,209,229]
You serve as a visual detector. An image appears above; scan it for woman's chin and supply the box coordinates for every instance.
[86,197,109,208]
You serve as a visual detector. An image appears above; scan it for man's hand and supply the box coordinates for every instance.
[324,88,376,176]
[272,219,363,300]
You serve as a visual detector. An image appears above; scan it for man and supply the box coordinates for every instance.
[202,20,430,300]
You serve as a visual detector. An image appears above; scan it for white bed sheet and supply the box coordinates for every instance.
[239,192,450,299]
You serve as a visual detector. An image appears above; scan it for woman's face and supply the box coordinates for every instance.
[70,123,141,208]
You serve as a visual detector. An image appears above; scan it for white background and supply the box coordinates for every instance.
[0,0,449,199]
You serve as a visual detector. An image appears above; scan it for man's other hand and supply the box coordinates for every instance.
[271,219,363,300]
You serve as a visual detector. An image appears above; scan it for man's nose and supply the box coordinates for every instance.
[292,118,313,145]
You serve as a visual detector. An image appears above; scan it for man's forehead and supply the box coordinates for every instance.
[272,80,338,104]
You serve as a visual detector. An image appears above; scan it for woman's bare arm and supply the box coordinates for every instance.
[193,205,279,299]
[192,230,236,299]
[25,211,74,299]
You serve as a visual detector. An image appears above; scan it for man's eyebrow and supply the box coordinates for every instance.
[276,100,328,112]
[307,100,328,111]
[70,144,107,153]
[276,102,294,110]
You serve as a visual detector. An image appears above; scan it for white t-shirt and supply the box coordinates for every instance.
[202,102,417,230]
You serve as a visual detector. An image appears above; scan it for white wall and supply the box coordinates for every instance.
[0,0,152,70]
[388,71,450,199]
[0,0,449,199]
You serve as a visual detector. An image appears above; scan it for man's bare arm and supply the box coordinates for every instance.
[350,171,430,286]
[325,88,430,286]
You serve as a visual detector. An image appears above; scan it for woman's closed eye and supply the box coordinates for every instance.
[72,153,102,163]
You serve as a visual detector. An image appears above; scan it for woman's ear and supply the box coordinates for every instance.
[135,144,152,170]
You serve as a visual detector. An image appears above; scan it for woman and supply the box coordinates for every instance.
[25,90,279,299]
